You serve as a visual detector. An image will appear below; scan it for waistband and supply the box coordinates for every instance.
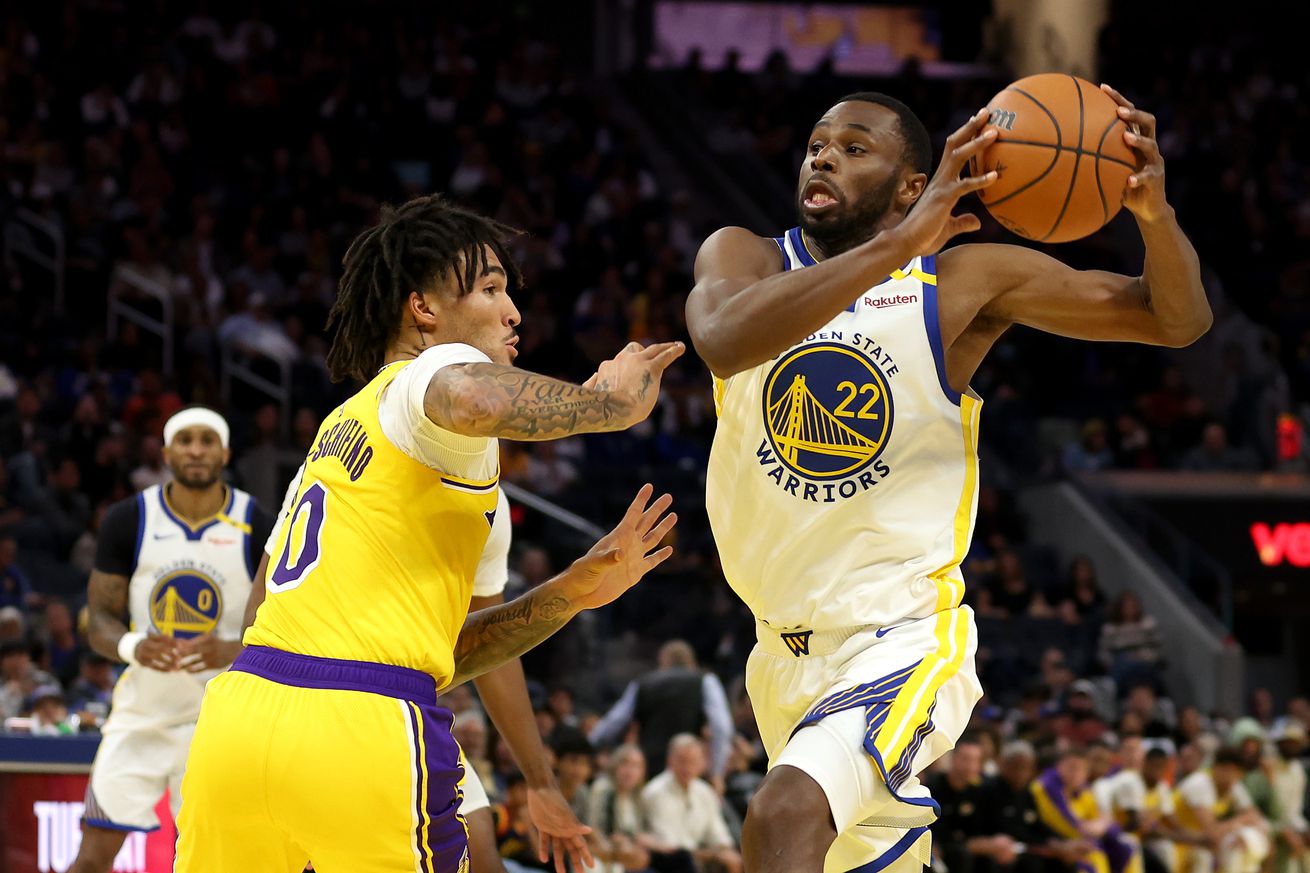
[232,646,438,705]
[755,622,867,658]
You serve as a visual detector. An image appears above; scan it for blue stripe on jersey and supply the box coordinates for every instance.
[242,499,256,577]
[919,254,961,405]
[787,227,818,267]
[132,492,146,570]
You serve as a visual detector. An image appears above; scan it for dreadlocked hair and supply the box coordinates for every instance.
[325,193,523,383]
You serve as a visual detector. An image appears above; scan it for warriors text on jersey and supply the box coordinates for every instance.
[245,348,499,686]
[706,228,982,631]
[93,484,271,730]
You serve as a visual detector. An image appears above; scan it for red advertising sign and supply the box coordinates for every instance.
[0,773,175,872]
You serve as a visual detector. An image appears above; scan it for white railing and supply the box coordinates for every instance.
[4,208,65,312]
[107,265,174,377]
[220,345,291,436]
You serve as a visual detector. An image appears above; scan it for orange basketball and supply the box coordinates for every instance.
[970,73,1137,243]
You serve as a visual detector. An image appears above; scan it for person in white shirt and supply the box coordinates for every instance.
[1269,722,1310,873]
[641,735,742,873]
[1175,748,1270,873]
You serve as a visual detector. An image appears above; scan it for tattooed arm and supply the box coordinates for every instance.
[87,570,180,671]
[450,484,677,686]
[425,341,684,440]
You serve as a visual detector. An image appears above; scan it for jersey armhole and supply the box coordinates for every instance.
[919,253,963,406]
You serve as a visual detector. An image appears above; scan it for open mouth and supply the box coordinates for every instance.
[802,178,841,212]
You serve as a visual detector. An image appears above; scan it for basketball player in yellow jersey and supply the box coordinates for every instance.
[176,194,683,873]
[687,88,1211,873]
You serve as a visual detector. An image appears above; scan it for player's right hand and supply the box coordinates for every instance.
[134,634,182,671]
[587,341,685,429]
[894,108,998,256]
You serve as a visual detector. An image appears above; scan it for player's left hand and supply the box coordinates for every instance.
[1100,84,1169,223]
[565,484,676,612]
[175,634,242,672]
[527,785,595,873]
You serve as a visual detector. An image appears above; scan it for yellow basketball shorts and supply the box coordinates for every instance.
[175,646,468,873]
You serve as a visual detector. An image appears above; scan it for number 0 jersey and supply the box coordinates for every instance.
[246,349,499,687]
[705,228,983,632]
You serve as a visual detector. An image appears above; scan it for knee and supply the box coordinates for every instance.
[744,766,833,841]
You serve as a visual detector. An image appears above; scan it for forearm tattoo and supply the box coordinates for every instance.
[452,592,572,685]
[427,364,631,440]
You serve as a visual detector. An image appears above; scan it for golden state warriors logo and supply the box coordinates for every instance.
[149,569,222,639]
[762,343,893,480]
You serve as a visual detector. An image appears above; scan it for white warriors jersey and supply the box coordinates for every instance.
[706,227,982,631]
[106,484,256,731]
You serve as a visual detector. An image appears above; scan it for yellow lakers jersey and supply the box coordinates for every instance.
[245,361,498,686]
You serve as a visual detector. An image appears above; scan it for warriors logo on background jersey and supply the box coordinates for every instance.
[148,561,223,638]
[756,337,897,502]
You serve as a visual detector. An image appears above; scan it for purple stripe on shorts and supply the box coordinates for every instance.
[232,646,438,704]
[414,702,468,873]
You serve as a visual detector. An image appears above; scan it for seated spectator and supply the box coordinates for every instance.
[553,734,596,820]
[67,651,115,729]
[1267,722,1310,873]
[27,683,78,735]
[587,744,696,873]
[984,551,1053,619]
[129,435,170,491]
[1122,684,1177,738]
[454,709,500,806]
[1064,419,1115,473]
[40,599,82,685]
[1139,747,1190,873]
[0,606,24,644]
[978,741,1085,873]
[1173,747,1271,873]
[640,735,741,873]
[1230,719,1281,826]
[1,641,55,721]
[1060,680,1112,746]
[929,735,995,873]
[1031,748,1141,873]
[1092,737,1149,835]
[1182,423,1258,472]
[1058,556,1106,628]
[0,534,38,611]
[494,771,545,872]
[1098,592,1163,689]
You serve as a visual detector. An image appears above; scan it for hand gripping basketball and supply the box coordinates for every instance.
[1100,84,1169,224]
[894,108,998,256]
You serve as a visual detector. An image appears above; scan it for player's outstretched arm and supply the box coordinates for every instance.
[941,86,1210,350]
[424,342,684,441]
[687,109,999,378]
[87,569,179,671]
[450,484,676,686]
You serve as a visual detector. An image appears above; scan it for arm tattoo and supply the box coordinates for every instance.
[451,591,573,686]
[86,571,130,661]
[426,364,633,440]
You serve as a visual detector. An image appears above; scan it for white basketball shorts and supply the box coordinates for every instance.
[458,752,491,816]
[84,721,195,831]
[746,605,982,873]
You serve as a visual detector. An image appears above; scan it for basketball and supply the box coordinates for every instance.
[971,73,1137,243]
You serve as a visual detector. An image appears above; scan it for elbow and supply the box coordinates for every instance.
[689,318,746,379]
[1159,309,1213,348]
[436,371,509,437]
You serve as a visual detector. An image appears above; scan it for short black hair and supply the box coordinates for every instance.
[325,194,522,384]
[1145,748,1169,763]
[1213,747,1245,768]
[835,92,932,176]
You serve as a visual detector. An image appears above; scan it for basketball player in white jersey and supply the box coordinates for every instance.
[687,88,1210,873]
[69,407,272,873]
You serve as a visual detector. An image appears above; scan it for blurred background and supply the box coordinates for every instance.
[1,1,1308,871]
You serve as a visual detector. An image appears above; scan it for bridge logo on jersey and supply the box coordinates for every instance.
[148,569,222,638]
[762,343,893,481]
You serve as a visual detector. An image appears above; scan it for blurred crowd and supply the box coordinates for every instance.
[0,2,1307,870]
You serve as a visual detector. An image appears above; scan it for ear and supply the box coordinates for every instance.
[900,170,928,209]
[407,289,443,330]
[221,447,232,467]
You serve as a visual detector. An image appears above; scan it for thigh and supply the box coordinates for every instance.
[276,690,467,873]
[174,671,308,873]
[86,728,170,830]
[465,807,505,873]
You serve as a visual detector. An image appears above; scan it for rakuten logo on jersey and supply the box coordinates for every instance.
[32,802,147,872]
[863,293,918,309]
[1250,522,1310,567]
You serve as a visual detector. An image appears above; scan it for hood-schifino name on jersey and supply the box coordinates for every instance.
[706,228,982,632]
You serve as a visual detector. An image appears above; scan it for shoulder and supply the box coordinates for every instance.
[102,494,145,533]
[693,226,784,279]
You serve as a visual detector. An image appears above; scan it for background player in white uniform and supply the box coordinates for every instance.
[687,88,1211,873]
[69,408,272,873]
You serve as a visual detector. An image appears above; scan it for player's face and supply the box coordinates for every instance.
[797,102,914,252]
[441,247,522,366]
[165,426,229,489]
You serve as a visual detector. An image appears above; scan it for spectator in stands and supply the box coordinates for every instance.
[929,735,994,873]
[1139,747,1189,873]
[0,534,38,611]
[984,550,1053,619]
[0,607,24,645]
[1173,747,1271,873]
[590,640,733,782]
[1063,419,1116,473]
[1123,683,1177,738]
[40,599,82,685]
[27,683,77,735]
[119,369,182,439]
[67,651,115,728]
[978,740,1082,873]
[1182,423,1259,472]
[1099,592,1163,690]
[1060,680,1111,746]
[1231,719,1281,826]
[1267,721,1310,873]
[1,641,55,722]
[1058,556,1106,627]
[553,734,596,820]
[454,709,500,806]
[640,735,741,873]
[1031,748,1139,873]
[129,435,170,491]
[587,744,696,873]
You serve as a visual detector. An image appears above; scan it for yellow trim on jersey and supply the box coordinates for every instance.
[163,484,233,533]
[215,512,252,534]
[930,394,981,611]
[875,608,970,771]
[889,266,938,286]
[711,375,726,417]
